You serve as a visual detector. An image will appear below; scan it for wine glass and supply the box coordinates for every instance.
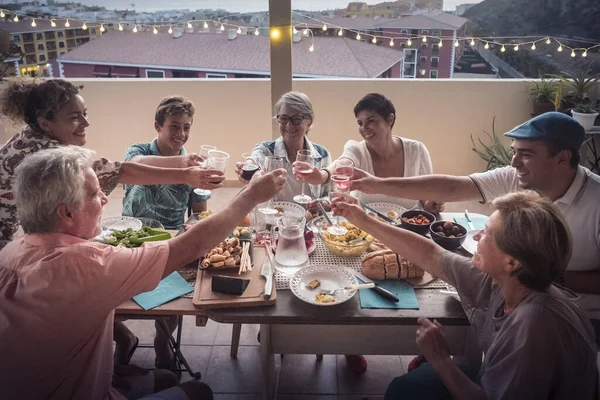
[194,145,217,196]
[257,156,284,215]
[293,149,314,205]
[240,152,261,181]
[327,158,354,236]
[206,150,230,178]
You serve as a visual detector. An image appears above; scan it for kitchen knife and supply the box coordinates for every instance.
[260,246,274,299]
[464,209,476,231]
[361,203,396,224]
[349,269,400,303]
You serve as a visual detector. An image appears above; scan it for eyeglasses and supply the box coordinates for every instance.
[276,114,309,126]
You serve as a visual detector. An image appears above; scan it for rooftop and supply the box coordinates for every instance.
[58,31,405,78]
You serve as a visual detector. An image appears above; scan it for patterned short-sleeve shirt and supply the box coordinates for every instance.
[0,127,123,249]
[122,139,209,230]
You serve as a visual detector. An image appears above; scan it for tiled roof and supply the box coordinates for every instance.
[375,11,468,29]
[58,31,404,78]
[0,18,87,34]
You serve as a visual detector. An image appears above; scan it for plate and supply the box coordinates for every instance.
[290,265,358,306]
[101,216,142,231]
[273,201,306,217]
[366,202,407,223]
[461,230,478,255]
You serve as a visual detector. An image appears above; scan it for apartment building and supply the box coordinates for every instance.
[345,0,443,18]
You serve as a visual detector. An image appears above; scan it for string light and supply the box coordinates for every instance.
[187,21,192,29]
[132,25,138,33]
[153,26,158,34]
[254,28,260,36]
[237,26,242,34]
[0,10,4,18]
[220,23,225,31]
[51,19,56,27]
[13,15,18,22]
[356,33,361,40]
[118,23,123,31]
[372,36,377,44]
[546,37,551,44]
[571,50,576,57]
[309,44,314,52]
[168,26,173,34]
[338,29,343,36]
[100,24,105,32]
[422,36,427,42]
[484,42,489,49]
[514,44,519,51]
[31,19,36,27]
[470,38,475,46]
[531,42,536,50]
[203,21,208,29]
[65,19,70,27]
[438,40,443,48]
[583,50,588,57]
[557,44,563,52]
[270,27,280,40]
[454,40,460,47]
[407,38,412,46]
[292,27,297,34]
[322,23,327,31]
[390,39,394,46]
[303,28,309,35]
[82,22,87,30]
[501,45,506,52]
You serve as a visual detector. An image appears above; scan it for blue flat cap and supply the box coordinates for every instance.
[504,112,585,150]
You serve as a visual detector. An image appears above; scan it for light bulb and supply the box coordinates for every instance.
[13,15,18,22]
[254,28,260,35]
[438,40,443,47]
[82,22,87,30]
[356,33,361,40]
[0,11,4,18]
[557,45,563,52]
[484,42,489,49]
[153,26,158,34]
[309,44,314,52]
[31,19,36,27]
[372,36,377,44]
[514,44,519,51]
[187,21,192,29]
[220,23,225,31]
[303,28,309,35]
[237,26,241,34]
[203,21,208,29]
[470,38,475,46]
[407,39,412,46]
[501,45,505,52]
[571,50,576,57]
[65,19,69,27]
[454,40,459,47]
[390,39,394,46]
[133,25,138,33]
[338,29,343,36]
[51,19,56,27]
[292,27,297,34]
[531,43,536,50]
[118,23,123,31]
[322,23,327,31]
[100,24,105,32]
[168,26,172,34]
[422,36,427,42]
[546,37,551,44]
[583,51,588,57]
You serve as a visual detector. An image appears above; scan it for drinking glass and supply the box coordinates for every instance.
[240,152,261,181]
[206,150,230,176]
[194,145,217,196]
[327,158,354,236]
[257,156,284,215]
[293,149,315,205]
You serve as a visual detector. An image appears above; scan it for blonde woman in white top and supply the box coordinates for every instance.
[295,93,443,213]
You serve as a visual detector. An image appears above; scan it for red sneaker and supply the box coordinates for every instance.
[345,354,368,374]
[407,355,427,372]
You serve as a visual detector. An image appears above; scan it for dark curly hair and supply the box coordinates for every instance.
[0,79,81,132]
[155,96,195,126]
[353,93,396,128]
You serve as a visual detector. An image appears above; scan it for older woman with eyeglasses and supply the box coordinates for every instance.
[235,91,331,201]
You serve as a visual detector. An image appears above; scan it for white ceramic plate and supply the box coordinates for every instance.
[461,230,479,255]
[366,202,408,223]
[290,265,358,306]
[101,216,142,231]
[273,201,306,217]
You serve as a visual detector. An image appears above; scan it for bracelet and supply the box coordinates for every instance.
[320,168,331,184]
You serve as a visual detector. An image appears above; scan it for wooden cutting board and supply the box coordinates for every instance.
[193,246,276,309]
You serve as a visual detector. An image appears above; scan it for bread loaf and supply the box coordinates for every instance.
[361,249,424,280]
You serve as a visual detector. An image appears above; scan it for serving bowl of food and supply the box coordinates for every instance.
[430,221,467,250]
[317,220,373,257]
[399,210,436,236]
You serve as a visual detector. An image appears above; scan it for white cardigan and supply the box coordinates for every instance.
[338,136,433,210]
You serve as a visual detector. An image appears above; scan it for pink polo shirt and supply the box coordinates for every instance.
[0,233,169,400]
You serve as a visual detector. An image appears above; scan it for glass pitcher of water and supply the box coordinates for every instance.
[271,214,309,270]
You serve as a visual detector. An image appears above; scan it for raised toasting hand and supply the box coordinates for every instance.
[184,167,225,191]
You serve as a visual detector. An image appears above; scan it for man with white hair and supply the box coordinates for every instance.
[0,146,287,400]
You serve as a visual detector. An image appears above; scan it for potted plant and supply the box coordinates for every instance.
[571,101,599,132]
[528,76,557,116]
[471,117,513,171]
[553,63,600,111]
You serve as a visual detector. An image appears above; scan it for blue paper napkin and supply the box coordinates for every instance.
[133,272,194,310]
[453,215,488,231]
[358,278,419,309]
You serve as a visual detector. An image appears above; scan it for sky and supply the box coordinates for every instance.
[50,0,484,12]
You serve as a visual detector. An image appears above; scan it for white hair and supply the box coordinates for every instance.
[14,146,95,234]
[274,91,315,121]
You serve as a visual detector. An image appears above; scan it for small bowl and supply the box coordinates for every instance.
[317,220,373,257]
[399,210,436,235]
[136,217,165,229]
[430,221,467,250]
